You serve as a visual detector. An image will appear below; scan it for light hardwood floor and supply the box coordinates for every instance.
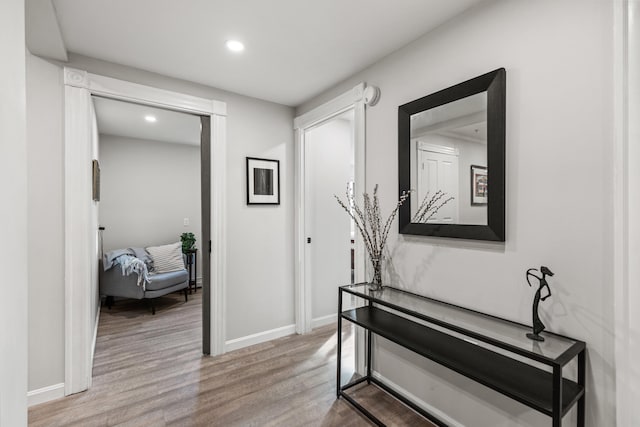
[29,292,434,426]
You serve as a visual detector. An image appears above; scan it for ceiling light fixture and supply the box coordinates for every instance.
[226,39,245,52]
[144,115,157,123]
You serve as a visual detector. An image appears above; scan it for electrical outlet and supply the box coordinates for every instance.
[183,218,189,226]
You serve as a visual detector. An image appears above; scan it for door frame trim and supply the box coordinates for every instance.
[63,68,227,395]
[293,83,367,335]
[613,1,639,424]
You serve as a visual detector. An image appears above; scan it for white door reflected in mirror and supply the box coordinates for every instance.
[416,145,459,223]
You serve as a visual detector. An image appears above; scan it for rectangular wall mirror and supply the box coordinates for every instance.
[398,68,506,241]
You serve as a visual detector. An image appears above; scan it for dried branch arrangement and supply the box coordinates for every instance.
[335,185,454,287]
[411,190,455,223]
[335,184,410,286]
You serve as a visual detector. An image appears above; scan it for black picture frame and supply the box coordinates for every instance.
[398,68,505,241]
[246,157,280,205]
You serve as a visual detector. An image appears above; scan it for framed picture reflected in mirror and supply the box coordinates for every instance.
[471,165,488,205]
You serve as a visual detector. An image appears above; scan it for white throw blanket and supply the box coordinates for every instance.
[103,248,134,271]
[117,254,152,290]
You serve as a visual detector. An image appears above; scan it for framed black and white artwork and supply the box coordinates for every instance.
[246,157,280,205]
[470,164,488,205]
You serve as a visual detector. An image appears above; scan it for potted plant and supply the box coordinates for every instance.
[180,232,196,253]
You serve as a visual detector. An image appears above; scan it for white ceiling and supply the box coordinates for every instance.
[93,97,201,145]
[49,0,487,106]
[411,92,487,144]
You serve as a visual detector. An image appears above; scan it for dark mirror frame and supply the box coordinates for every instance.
[398,68,506,241]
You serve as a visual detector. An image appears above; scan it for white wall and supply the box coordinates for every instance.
[306,118,353,321]
[99,134,202,274]
[224,99,295,339]
[26,53,65,394]
[0,0,28,424]
[298,0,615,425]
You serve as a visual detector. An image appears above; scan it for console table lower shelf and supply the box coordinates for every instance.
[337,305,585,426]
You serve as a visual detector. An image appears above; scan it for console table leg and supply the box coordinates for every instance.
[366,299,372,384]
[577,350,585,427]
[367,329,372,384]
[336,289,343,398]
[552,364,562,427]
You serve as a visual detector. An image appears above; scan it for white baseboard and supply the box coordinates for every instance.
[371,372,464,427]
[225,324,296,352]
[27,383,65,407]
[312,313,336,329]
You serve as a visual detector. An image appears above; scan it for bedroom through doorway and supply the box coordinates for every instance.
[91,95,209,384]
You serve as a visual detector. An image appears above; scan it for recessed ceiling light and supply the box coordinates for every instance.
[226,40,245,52]
[144,115,157,123]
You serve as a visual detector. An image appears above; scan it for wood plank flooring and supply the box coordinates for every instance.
[29,292,434,426]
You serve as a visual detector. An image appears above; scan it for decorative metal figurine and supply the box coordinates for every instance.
[525,266,554,342]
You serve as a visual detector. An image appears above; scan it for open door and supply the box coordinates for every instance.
[304,112,355,329]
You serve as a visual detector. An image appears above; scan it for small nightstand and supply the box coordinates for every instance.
[184,248,197,294]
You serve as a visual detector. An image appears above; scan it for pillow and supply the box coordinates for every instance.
[146,242,185,273]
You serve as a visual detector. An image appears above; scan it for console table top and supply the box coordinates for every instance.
[341,283,584,365]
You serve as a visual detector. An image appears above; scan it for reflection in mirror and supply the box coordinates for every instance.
[398,68,505,241]
[410,92,487,225]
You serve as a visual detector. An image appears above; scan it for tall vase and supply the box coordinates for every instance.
[369,257,383,291]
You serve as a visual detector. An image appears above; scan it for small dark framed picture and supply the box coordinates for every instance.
[246,157,280,205]
[92,159,100,202]
[470,165,488,205]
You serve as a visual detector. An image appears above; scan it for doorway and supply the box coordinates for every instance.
[63,68,226,395]
[304,110,355,329]
[92,95,204,312]
[293,83,367,336]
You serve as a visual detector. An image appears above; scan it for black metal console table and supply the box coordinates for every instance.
[336,284,586,427]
